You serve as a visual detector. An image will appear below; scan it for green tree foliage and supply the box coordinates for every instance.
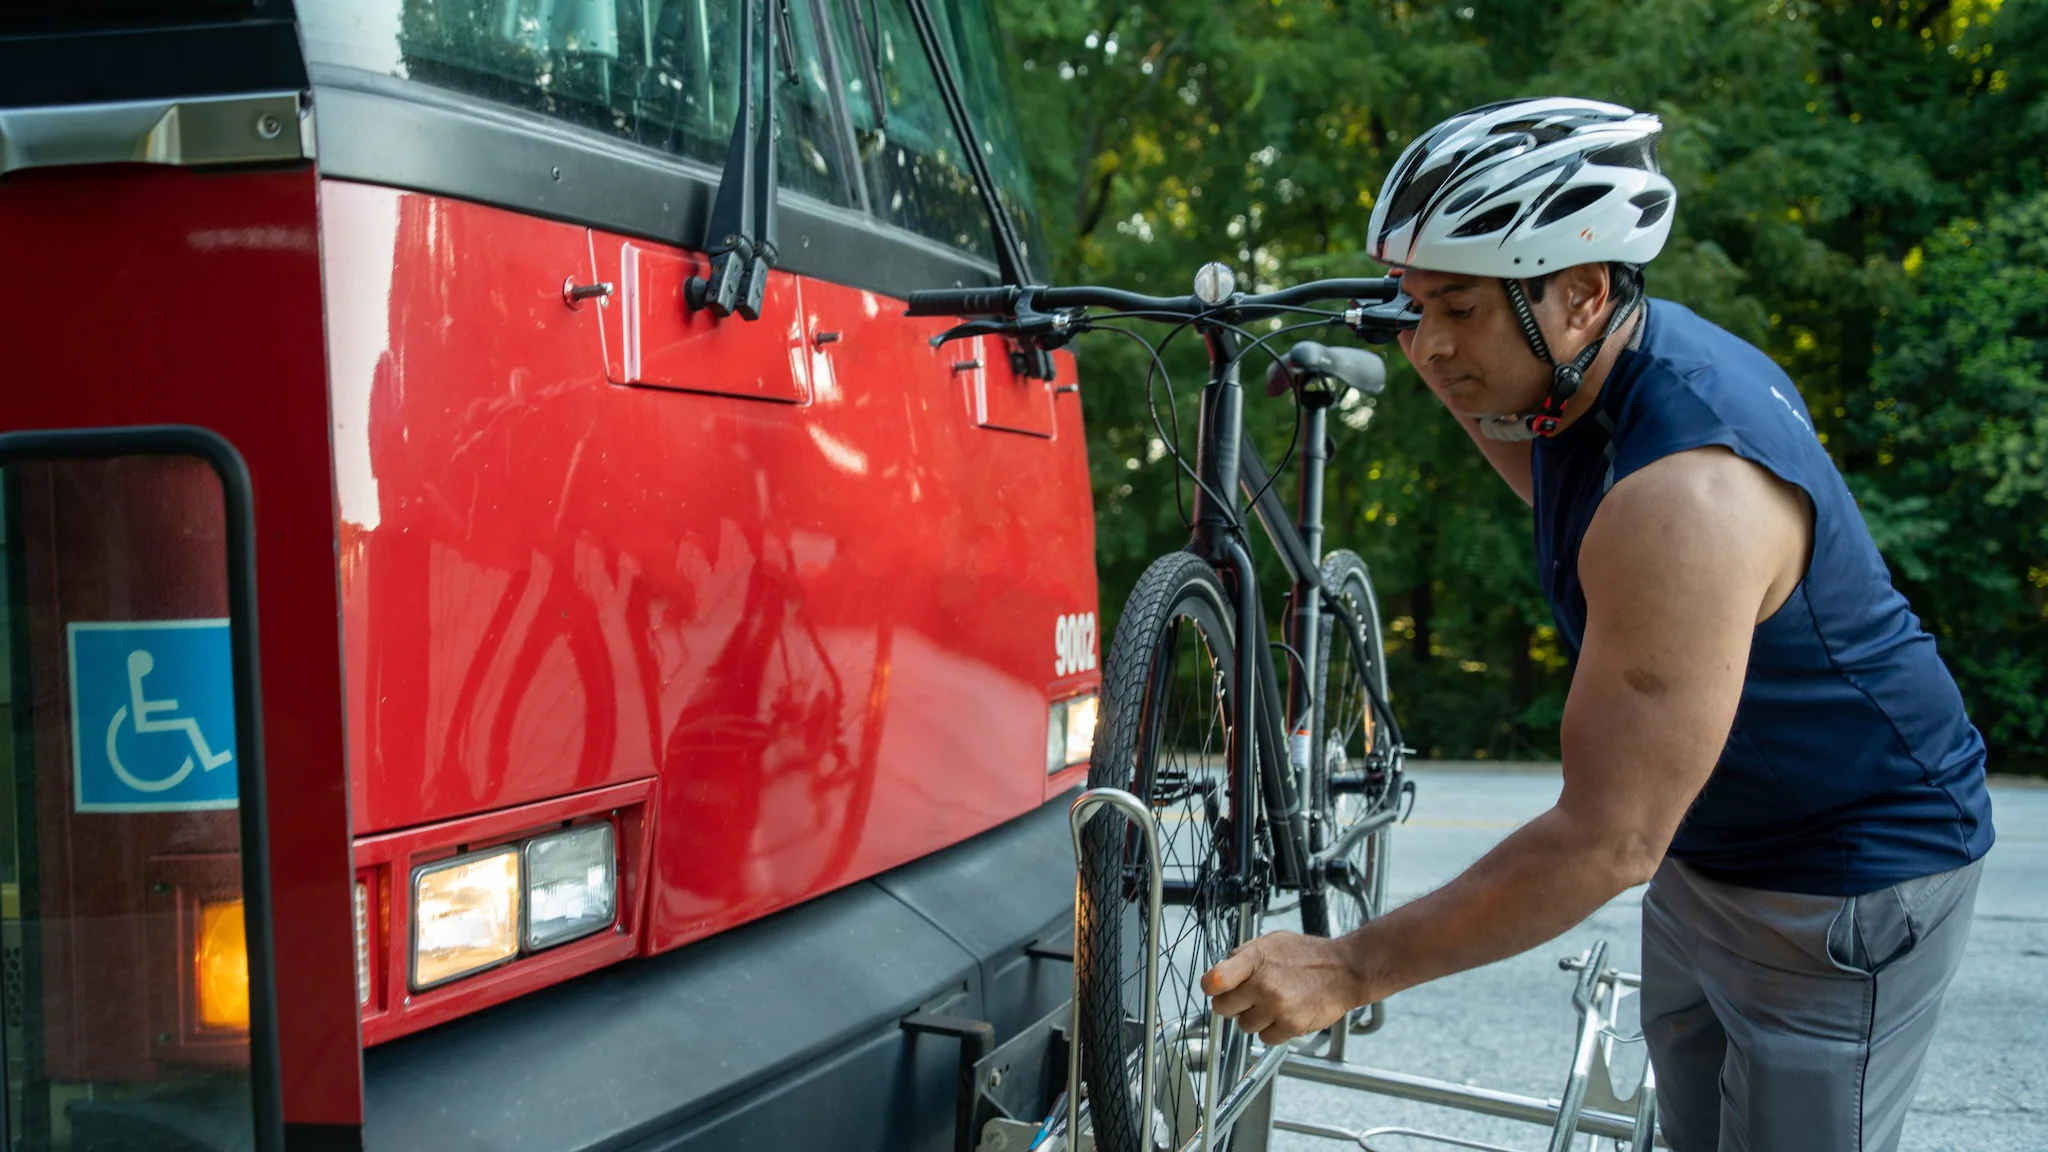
[1843,193,2048,766]
[991,0,2046,769]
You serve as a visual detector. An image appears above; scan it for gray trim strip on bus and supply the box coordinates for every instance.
[309,66,1004,302]
[0,91,309,175]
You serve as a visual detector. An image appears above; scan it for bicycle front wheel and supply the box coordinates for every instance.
[1077,551,1256,1152]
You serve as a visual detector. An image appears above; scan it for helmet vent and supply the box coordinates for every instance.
[1535,185,1611,228]
[1590,139,1661,172]
[1443,185,1492,214]
[1631,190,1673,228]
[1449,203,1521,238]
[1492,119,1576,146]
[1381,159,1458,232]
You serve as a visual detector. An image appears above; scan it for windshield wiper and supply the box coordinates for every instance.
[685,0,793,320]
[846,0,888,135]
[901,0,1045,374]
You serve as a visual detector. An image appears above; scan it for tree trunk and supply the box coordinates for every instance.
[1508,616,1532,711]
[1410,578,1434,667]
[1507,615,1533,753]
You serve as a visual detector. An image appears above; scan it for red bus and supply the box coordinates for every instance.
[0,1,1097,1148]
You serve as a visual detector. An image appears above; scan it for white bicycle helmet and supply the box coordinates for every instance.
[1369,97,1677,435]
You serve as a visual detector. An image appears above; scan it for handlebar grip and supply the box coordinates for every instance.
[904,286,1024,317]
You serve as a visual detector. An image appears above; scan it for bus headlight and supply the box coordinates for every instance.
[523,824,616,951]
[1047,694,1098,774]
[412,849,519,989]
[195,897,250,1031]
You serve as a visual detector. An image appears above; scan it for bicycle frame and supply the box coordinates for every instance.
[901,271,1414,912]
[1181,321,1354,907]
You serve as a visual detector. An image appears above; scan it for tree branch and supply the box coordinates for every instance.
[1075,167,1119,239]
[1069,30,1188,241]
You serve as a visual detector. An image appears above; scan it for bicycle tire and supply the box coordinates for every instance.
[1077,550,1256,1152]
[1300,549,1395,947]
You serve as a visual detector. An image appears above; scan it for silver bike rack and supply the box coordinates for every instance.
[1019,789,1662,1152]
[1273,939,1660,1151]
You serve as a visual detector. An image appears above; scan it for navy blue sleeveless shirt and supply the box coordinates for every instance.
[1532,300,1994,897]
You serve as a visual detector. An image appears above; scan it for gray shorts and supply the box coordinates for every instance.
[1640,855,1983,1152]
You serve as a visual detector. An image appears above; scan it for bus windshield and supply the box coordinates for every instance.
[299,0,1045,271]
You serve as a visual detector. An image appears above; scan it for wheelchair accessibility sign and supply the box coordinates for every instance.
[68,620,239,813]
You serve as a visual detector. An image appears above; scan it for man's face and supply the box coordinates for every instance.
[1394,269,1551,419]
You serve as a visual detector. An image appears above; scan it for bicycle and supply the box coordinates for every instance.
[908,265,1420,1152]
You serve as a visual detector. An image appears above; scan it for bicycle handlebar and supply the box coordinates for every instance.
[903,285,1025,317]
[904,276,1406,319]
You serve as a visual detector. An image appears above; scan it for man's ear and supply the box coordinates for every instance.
[1557,264,1611,334]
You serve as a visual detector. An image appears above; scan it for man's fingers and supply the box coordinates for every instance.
[1201,948,1258,997]
[1237,1008,1277,1038]
[1257,1022,1298,1046]
[1209,984,1258,1020]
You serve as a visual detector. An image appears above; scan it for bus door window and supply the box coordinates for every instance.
[299,0,857,209]
[822,0,999,258]
[0,449,272,1152]
[916,0,1049,276]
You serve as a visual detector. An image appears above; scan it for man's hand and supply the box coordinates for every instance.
[1201,931,1368,1044]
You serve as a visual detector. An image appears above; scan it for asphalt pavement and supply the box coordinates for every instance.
[1265,765,2048,1152]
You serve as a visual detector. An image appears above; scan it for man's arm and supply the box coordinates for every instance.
[1204,448,1810,1042]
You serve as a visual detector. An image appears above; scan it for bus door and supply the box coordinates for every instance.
[0,8,362,1142]
[0,431,283,1152]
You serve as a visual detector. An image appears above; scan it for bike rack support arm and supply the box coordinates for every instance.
[900,1012,997,1152]
[1066,787,1166,1152]
[1276,1058,1667,1147]
[1181,1040,1292,1152]
[1025,939,1074,964]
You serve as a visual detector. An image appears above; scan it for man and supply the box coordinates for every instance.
[1202,98,1994,1151]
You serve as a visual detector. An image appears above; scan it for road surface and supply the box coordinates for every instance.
[1266,765,2048,1151]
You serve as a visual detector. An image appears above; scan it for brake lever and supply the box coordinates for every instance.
[1011,301,1082,351]
[1345,295,1422,345]
[930,318,1014,347]
[998,301,1082,381]
[929,315,1068,381]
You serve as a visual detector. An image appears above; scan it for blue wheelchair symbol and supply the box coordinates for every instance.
[68,621,239,813]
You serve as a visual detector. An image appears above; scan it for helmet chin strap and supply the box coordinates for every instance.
[1473,413,1543,442]
[1497,279,1642,438]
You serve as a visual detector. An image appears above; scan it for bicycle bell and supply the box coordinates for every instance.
[1193,261,1237,306]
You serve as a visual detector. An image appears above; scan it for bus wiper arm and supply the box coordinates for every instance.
[685,0,790,321]
[902,0,1043,376]
[847,0,888,131]
[774,0,800,84]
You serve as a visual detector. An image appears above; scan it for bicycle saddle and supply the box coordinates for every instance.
[1264,340,1387,400]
